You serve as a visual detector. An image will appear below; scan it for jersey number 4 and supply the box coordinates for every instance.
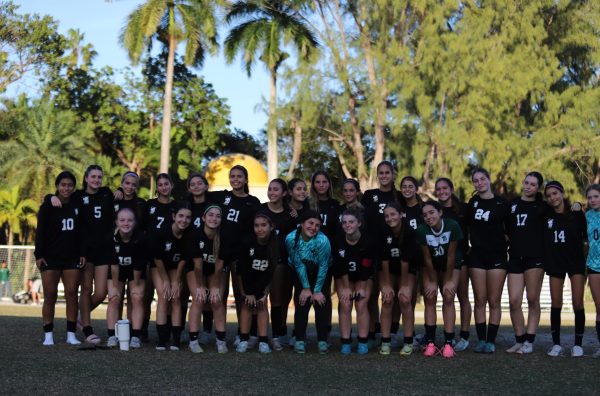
[474,209,490,221]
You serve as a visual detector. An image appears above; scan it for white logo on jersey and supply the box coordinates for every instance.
[249,248,254,256]
[115,245,120,253]
[473,201,478,208]
[199,241,205,249]
[224,196,231,205]
[83,196,89,204]
[425,232,451,247]
[511,204,517,213]
[387,237,392,244]
[74,208,78,215]
[165,242,172,251]
[114,204,119,212]
[276,229,280,235]
[547,219,554,229]
[373,195,379,202]
[339,249,345,258]
[150,206,156,214]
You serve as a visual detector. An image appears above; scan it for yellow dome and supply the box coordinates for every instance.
[205,153,268,187]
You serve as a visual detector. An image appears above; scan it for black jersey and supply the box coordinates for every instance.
[189,200,211,231]
[467,195,509,254]
[114,196,146,230]
[378,229,413,266]
[316,198,340,240]
[259,203,297,240]
[187,227,230,264]
[544,210,587,272]
[403,203,424,233]
[145,199,174,237]
[332,234,376,281]
[508,198,545,259]
[442,201,469,256]
[113,232,146,272]
[152,230,189,270]
[361,189,398,237]
[72,187,114,245]
[34,200,82,262]
[212,190,260,242]
[236,235,279,298]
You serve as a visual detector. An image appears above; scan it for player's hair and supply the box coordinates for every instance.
[435,177,462,215]
[585,184,600,197]
[422,200,443,213]
[309,170,333,210]
[341,208,364,227]
[230,165,250,194]
[55,170,76,187]
[82,164,103,190]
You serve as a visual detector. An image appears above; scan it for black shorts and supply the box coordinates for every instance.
[508,256,544,274]
[588,268,600,275]
[547,263,586,279]
[108,265,146,283]
[85,242,114,266]
[185,260,218,276]
[468,248,507,271]
[433,259,463,272]
[40,257,80,272]
[384,261,417,276]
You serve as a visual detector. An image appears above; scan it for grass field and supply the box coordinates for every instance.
[2,303,600,395]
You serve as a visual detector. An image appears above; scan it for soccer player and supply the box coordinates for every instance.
[585,184,600,357]
[309,170,340,241]
[114,171,146,227]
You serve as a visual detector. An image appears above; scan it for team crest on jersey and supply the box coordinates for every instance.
[547,219,554,229]
[199,241,205,249]
[165,242,172,251]
[224,196,231,205]
[373,195,379,202]
[83,196,89,205]
[115,245,120,253]
[74,208,78,215]
[150,206,156,214]
[473,201,478,208]
[249,248,254,256]
[276,229,280,235]
[114,204,119,212]
[339,249,345,258]
[511,204,517,213]
[387,237,392,244]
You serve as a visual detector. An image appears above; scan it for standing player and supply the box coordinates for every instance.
[434,178,472,351]
[333,209,375,355]
[236,212,281,354]
[378,202,416,356]
[286,210,332,354]
[417,201,464,358]
[585,185,600,357]
[186,205,229,353]
[288,178,309,217]
[309,170,340,240]
[114,172,146,226]
[35,171,84,346]
[106,208,146,349]
[151,202,192,351]
[468,168,509,353]
[506,172,546,354]
[544,181,587,357]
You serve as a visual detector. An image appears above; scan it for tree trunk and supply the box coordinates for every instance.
[6,229,13,268]
[159,34,177,174]
[267,69,278,180]
[287,112,302,178]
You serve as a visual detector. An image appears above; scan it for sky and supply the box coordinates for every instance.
[11,0,269,137]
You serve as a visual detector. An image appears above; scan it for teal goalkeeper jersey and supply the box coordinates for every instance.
[587,210,600,271]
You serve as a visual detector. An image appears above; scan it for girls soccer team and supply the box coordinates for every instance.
[34,163,600,358]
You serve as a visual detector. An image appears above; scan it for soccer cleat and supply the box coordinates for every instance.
[294,340,306,354]
[236,340,248,353]
[571,345,584,357]
[400,343,413,356]
[155,345,167,351]
[453,338,469,352]
[129,337,141,349]
[473,340,486,353]
[379,342,391,355]
[259,342,272,354]
[505,343,523,353]
[357,343,369,355]
[169,345,180,351]
[441,344,456,359]
[247,336,258,349]
[106,336,118,348]
[233,335,240,347]
[547,344,563,357]
[593,348,600,358]
[66,332,81,345]
[271,338,283,351]
[483,342,496,353]
[423,342,438,357]
[288,336,296,348]
[189,339,203,353]
[43,333,54,346]
[318,341,329,354]
[85,334,101,345]
[516,341,533,355]
[216,339,228,354]
[341,343,352,355]
[198,331,209,345]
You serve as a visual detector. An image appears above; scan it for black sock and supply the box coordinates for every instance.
[202,310,213,332]
[368,331,376,341]
[250,315,258,337]
[551,307,561,345]
[216,331,226,341]
[189,331,199,342]
[271,307,283,337]
[341,337,352,345]
[460,330,469,340]
[83,326,94,338]
[444,332,455,345]
[358,337,368,344]
[515,334,525,344]
[391,322,400,334]
[172,326,182,347]
[425,325,436,343]
[486,324,499,344]
[43,323,53,332]
[596,321,600,343]
[382,337,391,343]
[525,333,536,343]
[131,329,141,338]
[240,333,250,342]
[404,336,413,345]
[107,329,115,337]
[142,317,150,331]
[156,324,169,346]
[259,336,268,344]
[374,322,381,334]
[475,322,486,342]
[574,309,585,346]
[66,321,76,333]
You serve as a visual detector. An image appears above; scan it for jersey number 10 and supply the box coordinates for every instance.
[61,218,74,231]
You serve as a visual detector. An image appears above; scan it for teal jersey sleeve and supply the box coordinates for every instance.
[586,210,600,270]
[313,233,332,293]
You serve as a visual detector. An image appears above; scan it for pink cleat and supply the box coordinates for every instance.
[442,343,456,358]
[423,342,438,357]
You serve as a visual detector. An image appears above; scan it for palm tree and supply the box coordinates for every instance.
[224,0,318,180]
[0,186,37,271]
[0,101,92,203]
[64,28,97,71]
[120,0,219,174]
